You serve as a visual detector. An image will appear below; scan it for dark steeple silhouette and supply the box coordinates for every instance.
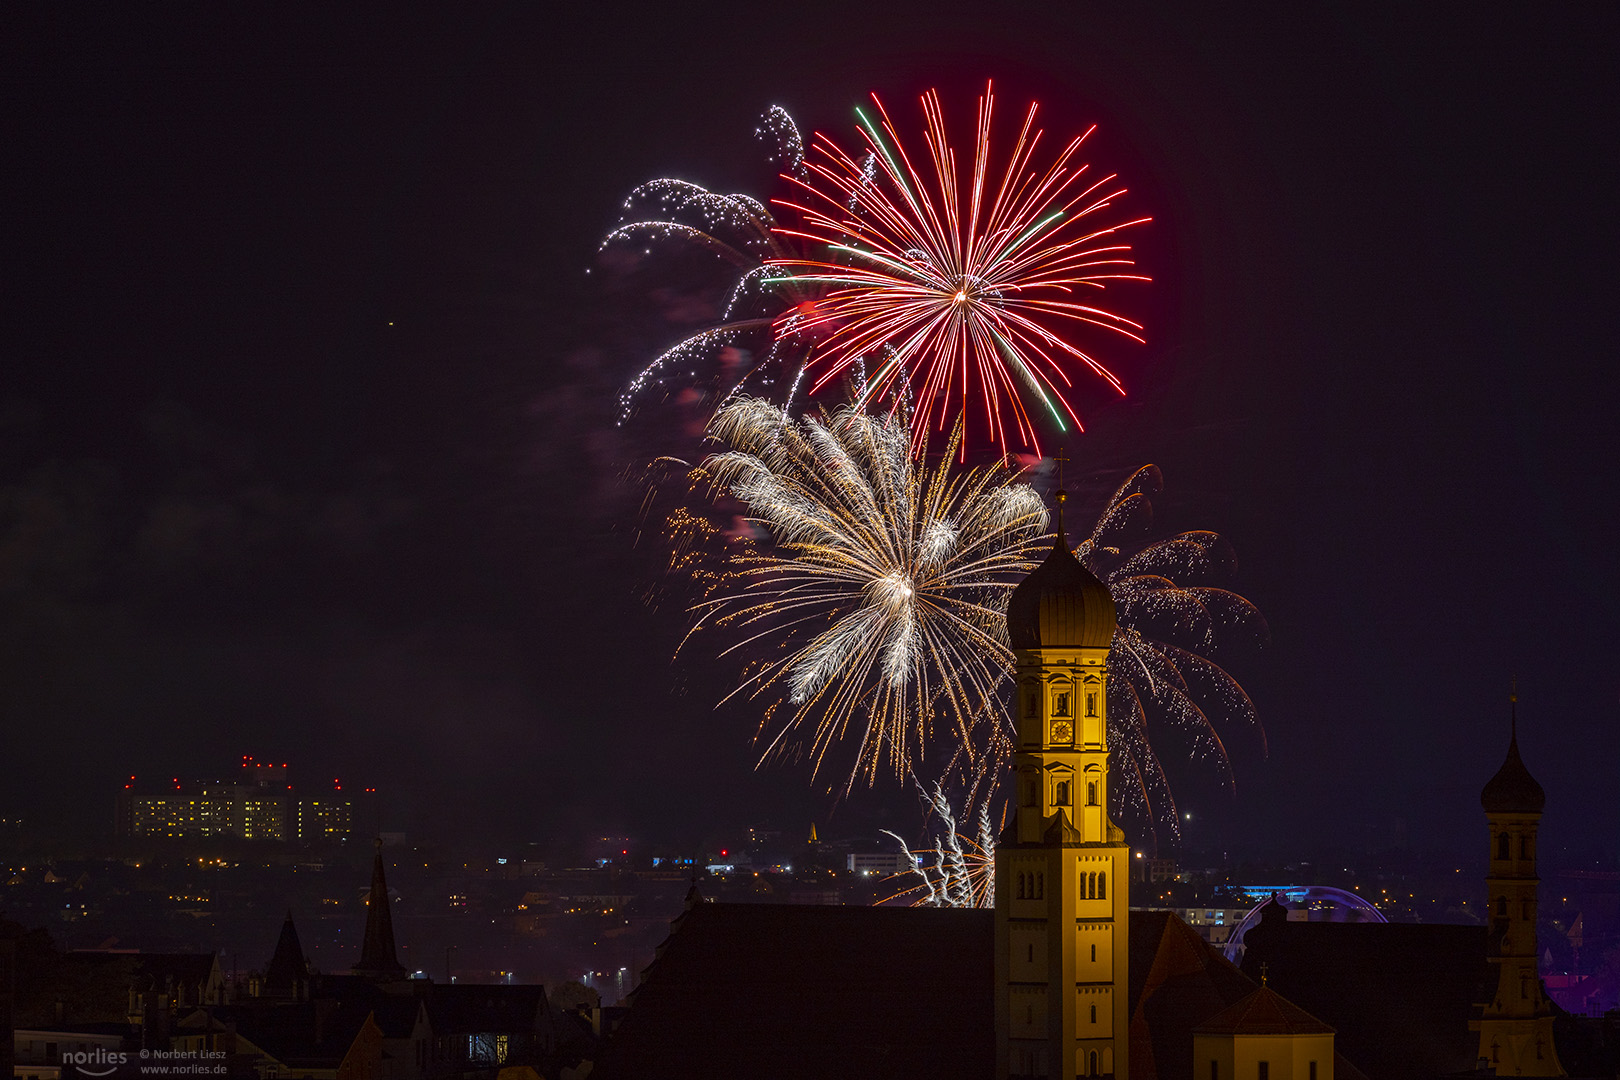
[1481,690,1546,815]
[354,838,406,978]
[264,909,310,997]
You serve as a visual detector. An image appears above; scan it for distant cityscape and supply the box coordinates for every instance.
[0,753,1611,1078]
[114,758,376,844]
[5,774,1616,1007]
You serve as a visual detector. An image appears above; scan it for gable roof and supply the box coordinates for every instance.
[592,902,994,1080]
[1193,984,1334,1036]
[1128,911,1269,1080]
[74,950,218,990]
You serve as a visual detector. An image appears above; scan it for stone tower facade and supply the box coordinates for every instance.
[995,492,1130,1080]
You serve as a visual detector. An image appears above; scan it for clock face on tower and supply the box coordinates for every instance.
[1051,720,1074,745]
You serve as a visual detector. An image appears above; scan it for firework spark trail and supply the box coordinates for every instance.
[686,396,1050,792]
[921,465,1268,846]
[1070,464,1268,842]
[601,109,824,421]
[674,405,1264,840]
[769,82,1151,456]
[755,104,805,178]
[882,783,996,908]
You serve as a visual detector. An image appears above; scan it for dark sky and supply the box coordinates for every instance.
[4,4,1615,863]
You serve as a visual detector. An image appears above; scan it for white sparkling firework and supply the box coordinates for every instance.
[602,109,822,421]
[687,396,1050,792]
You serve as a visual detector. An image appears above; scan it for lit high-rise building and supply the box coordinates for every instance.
[115,758,363,843]
[296,798,353,842]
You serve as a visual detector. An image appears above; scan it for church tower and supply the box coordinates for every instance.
[995,488,1129,1080]
[1472,692,1564,1076]
[353,838,407,980]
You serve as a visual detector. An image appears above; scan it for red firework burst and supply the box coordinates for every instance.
[770,83,1151,455]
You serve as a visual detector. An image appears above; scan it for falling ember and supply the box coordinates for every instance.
[770,82,1151,456]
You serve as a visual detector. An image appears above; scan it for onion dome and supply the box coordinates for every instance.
[1007,490,1116,650]
[1480,697,1546,814]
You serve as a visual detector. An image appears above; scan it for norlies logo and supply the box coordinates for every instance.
[62,1049,127,1078]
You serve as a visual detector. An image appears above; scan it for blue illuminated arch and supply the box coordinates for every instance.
[1222,885,1387,963]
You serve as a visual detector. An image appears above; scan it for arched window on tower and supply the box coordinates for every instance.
[1496,895,1508,918]
[1498,832,1511,860]
[1016,872,1025,899]
[1087,781,1098,806]
[1036,872,1044,899]
[1098,872,1106,900]
[1520,834,1531,859]
[1086,692,1098,717]
[1087,872,1096,899]
[1055,781,1071,807]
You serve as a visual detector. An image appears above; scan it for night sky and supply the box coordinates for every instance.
[4,5,1616,862]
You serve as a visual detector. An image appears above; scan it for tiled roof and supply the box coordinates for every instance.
[1193,984,1333,1035]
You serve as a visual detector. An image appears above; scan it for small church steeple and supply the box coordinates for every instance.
[1472,688,1563,1076]
[264,909,310,999]
[353,838,406,980]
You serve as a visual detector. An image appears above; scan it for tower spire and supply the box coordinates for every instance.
[354,837,406,979]
[1510,676,1518,741]
[1475,688,1562,1074]
[264,908,309,998]
[1052,448,1070,547]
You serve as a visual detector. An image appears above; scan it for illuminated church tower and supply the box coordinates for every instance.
[1473,692,1564,1075]
[995,487,1129,1080]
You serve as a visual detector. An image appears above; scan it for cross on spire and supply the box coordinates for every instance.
[1053,447,1069,491]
